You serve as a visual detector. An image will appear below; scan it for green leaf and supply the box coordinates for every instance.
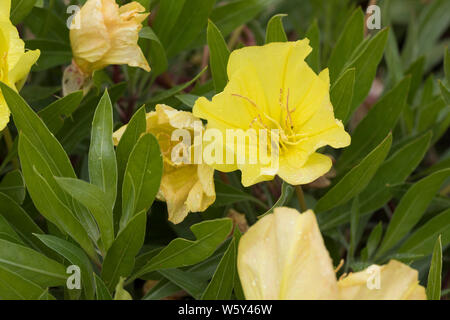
[328,8,364,82]
[34,234,95,300]
[265,14,288,44]
[0,215,25,245]
[95,274,112,300]
[1,82,98,256]
[0,192,46,253]
[38,91,84,134]
[120,134,162,230]
[259,181,294,219]
[139,26,168,77]
[0,265,47,300]
[338,76,410,170]
[89,91,118,207]
[305,20,320,73]
[0,170,25,204]
[154,0,215,57]
[365,222,383,259]
[10,0,38,24]
[18,134,97,260]
[207,19,231,93]
[102,211,147,291]
[345,28,389,113]
[377,169,450,257]
[315,134,392,213]
[399,208,450,256]
[439,80,450,105]
[384,29,403,85]
[115,106,147,230]
[209,0,276,38]
[134,218,233,279]
[348,197,359,260]
[0,239,67,288]
[426,236,442,300]
[330,68,355,123]
[359,131,432,214]
[145,67,207,105]
[159,269,208,299]
[202,228,241,300]
[213,180,268,209]
[54,177,114,253]
[445,47,450,84]
[404,56,425,104]
[57,82,127,153]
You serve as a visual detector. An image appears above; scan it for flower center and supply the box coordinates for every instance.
[232,89,306,151]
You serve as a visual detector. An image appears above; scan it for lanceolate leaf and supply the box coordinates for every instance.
[89,91,118,207]
[134,218,233,279]
[330,68,355,123]
[344,28,389,113]
[115,106,147,230]
[120,134,162,230]
[0,265,47,300]
[102,211,147,291]
[328,8,364,82]
[338,76,411,170]
[427,236,442,300]
[265,14,288,44]
[0,170,25,204]
[315,134,392,213]
[377,169,450,257]
[18,134,97,260]
[34,234,96,300]
[202,228,241,300]
[305,20,320,73]
[399,208,450,256]
[207,19,231,93]
[0,239,67,288]
[55,178,114,252]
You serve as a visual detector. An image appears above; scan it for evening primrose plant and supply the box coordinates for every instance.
[0,0,449,301]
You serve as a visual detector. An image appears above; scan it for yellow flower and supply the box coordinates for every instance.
[193,40,350,187]
[237,207,426,300]
[69,0,150,75]
[113,105,216,224]
[0,0,40,130]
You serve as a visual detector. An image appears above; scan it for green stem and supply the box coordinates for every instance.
[2,127,18,169]
[295,185,307,212]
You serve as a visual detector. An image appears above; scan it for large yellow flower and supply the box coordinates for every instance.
[0,0,40,130]
[113,105,216,224]
[237,207,426,300]
[69,0,150,75]
[193,40,350,187]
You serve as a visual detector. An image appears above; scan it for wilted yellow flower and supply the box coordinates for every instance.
[113,105,216,224]
[0,0,40,130]
[193,40,350,187]
[237,207,426,300]
[69,0,150,75]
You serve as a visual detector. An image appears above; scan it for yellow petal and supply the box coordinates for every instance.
[278,152,332,185]
[237,207,339,299]
[338,260,427,300]
[1,0,11,17]
[114,105,216,224]
[9,49,40,87]
[0,95,10,131]
[192,40,350,187]
[70,0,110,72]
[70,0,150,74]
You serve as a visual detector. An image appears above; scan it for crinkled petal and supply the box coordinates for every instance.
[338,260,427,300]
[238,207,339,300]
[9,49,40,86]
